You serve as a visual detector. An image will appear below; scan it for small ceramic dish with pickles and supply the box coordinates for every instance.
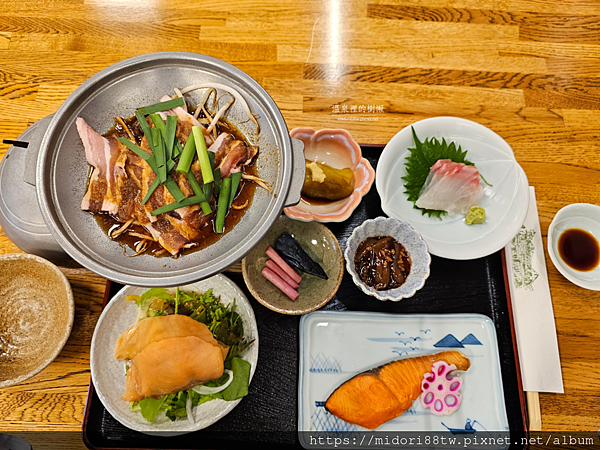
[242,215,344,314]
[284,128,375,223]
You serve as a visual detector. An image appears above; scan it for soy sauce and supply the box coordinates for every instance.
[558,228,600,272]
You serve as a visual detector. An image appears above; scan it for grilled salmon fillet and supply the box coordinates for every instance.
[325,350,470,429]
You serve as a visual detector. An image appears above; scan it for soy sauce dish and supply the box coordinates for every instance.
[548,203,600,290]
[344,217,431,301]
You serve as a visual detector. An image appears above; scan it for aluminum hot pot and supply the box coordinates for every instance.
[35,52,305,286]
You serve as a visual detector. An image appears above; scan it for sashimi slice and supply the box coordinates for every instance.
[325,350,470,429]
[121,335,224,402]
[415,159,483,214]
[114,314,217,360]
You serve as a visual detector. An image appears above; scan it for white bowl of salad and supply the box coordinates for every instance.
[90,274,258,435]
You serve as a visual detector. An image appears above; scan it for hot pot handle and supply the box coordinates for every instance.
[23,114,54,187]
[284,137,306,207]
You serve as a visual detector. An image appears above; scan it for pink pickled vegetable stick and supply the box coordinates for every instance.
[265,259,300,289]
[420,361,463,416]
[261,267,299,301]
[265,247,302,284]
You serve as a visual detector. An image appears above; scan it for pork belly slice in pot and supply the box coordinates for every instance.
[205,130,258,177]
[78,117,126,215]
[218,139,259,178]
[78,118,208,256]
[208,132,233,167]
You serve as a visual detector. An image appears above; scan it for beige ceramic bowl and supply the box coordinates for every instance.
[284,128,375,222]
[242,215,344,314]
[0,253,74,387]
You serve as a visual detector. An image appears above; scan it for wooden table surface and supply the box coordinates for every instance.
[1,0,599,448]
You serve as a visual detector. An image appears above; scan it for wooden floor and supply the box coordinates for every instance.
[1,0,600,447]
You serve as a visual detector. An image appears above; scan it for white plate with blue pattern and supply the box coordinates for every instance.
[298,311,509,448]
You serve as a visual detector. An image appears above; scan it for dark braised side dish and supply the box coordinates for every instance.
[354,236,411,290]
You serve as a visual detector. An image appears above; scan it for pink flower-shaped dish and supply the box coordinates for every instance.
[284,128,375,222]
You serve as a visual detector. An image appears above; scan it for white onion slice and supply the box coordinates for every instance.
[192,369,234,395]
[186,395,195,424]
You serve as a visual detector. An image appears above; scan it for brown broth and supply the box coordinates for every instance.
[92,113,257,257]
[558,228,600,272]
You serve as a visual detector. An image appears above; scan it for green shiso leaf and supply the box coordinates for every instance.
[401,127,474,219]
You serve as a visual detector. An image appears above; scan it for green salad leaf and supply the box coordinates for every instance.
[219,357,251,401]
[138,396,168,423]
[129,288,253,423]
[402,127,474,219]
[133,357,251,422]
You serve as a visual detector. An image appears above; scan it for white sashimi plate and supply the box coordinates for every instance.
[298,311,509,449]
[376,117,529,260]
[90,274,258,436]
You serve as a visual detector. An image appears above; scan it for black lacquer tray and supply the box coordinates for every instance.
[82,145,528,450]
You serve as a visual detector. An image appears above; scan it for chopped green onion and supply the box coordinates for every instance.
[208,150,215,171]
[151,195,206,216]
[176,132,196,174]
[135,111,154,151]
[193,126,213,184]
[215,177,231,234]
[186,172,203,197]
[152,128,167,183]
[166,159,175,173]
[173,140,183,158]
[117,137,159,174]
[213,168,221,198]
[142,160,175,205]
[175,287,180,314]
[164,176,185,202]
[164,115,177,161]
[138,97,185,116]
[186,172,212,215]
[228,172,243,208]
[143,177,160,205]
[203,181,213,203]
[149,114,166,137]
[202,148,215,200]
